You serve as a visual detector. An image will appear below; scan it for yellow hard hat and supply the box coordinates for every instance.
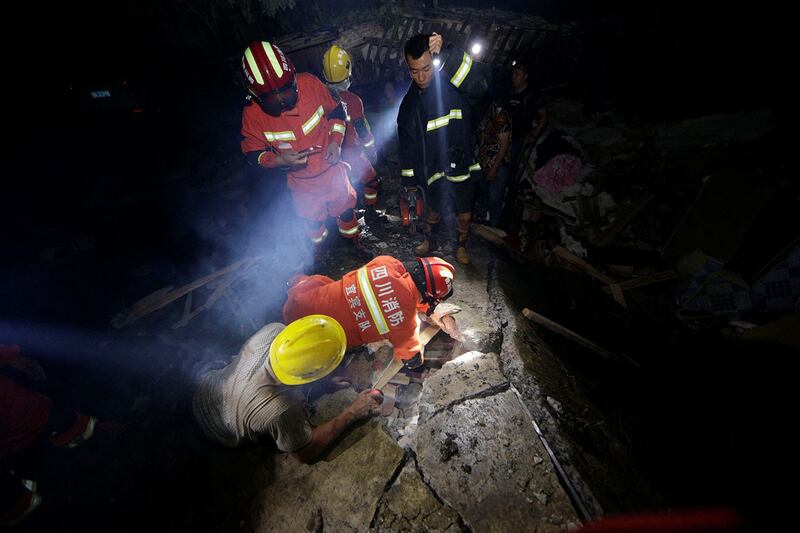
[322,45,352,84]
[269,315,347,385]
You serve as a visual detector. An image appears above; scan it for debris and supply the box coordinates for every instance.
[552,246,627,307]
[559,226,587,258]
[111,256,263,329]
[388,374,411,386]
[439,433,459,462]
[546,396,563,415]
[552,246,616,285]
[601,270,680,293]
[471,223,532,263]
[521,308,639,368]
[593,192,655,246]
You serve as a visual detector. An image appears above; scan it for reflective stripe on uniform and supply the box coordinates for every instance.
[426,109,463,132]
[357,267,390,334]
[264,131,296,142]
[338,223,360,236]
[401,168,414,177]
[450,52,473,88]
[331,122,346,135]
[363,139,375,148]
[446,173,470,183]
[244,48,264,85]
[262,42,284,78]
[429,162,480,185]
[302,105,324,135]
[364,192,378,199]
[427,172,445,186]
[310,227,328,244]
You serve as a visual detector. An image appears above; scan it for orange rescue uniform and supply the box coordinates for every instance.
[241,73,358,241]
[282,256,429,361]
[340,90,378,206]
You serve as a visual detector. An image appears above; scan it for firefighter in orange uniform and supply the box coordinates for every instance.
[282,256,456,369]
[321,45,383,221]
[240,41,368,255]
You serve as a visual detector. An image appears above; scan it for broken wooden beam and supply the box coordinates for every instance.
[602,270,680,293]
[552,246,627,308]
[521,308,639,368]
[471,223,532,264]
[111,256,263,328]
[551,246,617,285]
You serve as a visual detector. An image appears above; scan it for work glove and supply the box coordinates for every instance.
[402,351,425,370]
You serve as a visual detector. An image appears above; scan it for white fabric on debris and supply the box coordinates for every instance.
[192,323,312,452]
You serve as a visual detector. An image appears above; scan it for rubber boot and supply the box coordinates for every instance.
[415,222,439,256]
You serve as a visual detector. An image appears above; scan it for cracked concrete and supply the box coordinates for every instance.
[371,463,462,532]
[417,350,508,420]
[412,353,580,532]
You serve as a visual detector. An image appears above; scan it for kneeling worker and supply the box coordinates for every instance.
[283,255,456,370]
[192,315,382,464]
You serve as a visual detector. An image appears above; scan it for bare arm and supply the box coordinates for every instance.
[488,131,511,179]
[291,389,382,464]
[530,108,549,143]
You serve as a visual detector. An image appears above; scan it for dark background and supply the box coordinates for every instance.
[3,1,794,530]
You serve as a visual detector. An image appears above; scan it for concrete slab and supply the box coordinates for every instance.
[417,351,508,421]
[412,390,580,532]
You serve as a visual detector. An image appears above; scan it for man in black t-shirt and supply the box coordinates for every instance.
[501,59,549,233]
[506,59,548,180]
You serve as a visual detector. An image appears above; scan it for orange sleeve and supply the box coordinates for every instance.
[241,105,269,154]
[311,75,346,144]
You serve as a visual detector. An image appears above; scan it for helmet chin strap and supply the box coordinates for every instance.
[406,261,434,306]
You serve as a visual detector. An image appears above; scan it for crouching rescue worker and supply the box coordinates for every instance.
[192,315,383,464]
[240,41,370,259]
[321,45,383,222]
[282,255,456,370]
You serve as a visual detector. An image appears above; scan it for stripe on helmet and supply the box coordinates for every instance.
[262,42,284,79]
[244,48,264,85]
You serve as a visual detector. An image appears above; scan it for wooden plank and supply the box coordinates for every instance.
[471,223,531,264]
[608,283,628,309]
[372,324,440,390]
[594,192,655,246]
[521,308,639,367]
[602,270,680,292]
[551,246,617,285]
[373,358,404,391]
[112,256,262,328]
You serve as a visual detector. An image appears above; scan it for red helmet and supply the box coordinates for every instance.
[417,257,455,303]
[242,41,298,114]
